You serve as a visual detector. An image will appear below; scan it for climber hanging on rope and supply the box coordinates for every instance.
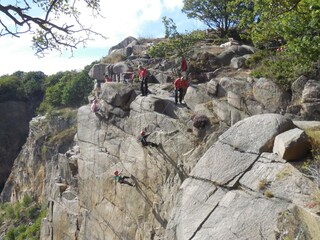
[113,170,135,187]
[139,129,159,147]
[91,99,100,113]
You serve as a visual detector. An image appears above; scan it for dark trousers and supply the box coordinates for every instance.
[175,88,184,104]
[140,78,148,96]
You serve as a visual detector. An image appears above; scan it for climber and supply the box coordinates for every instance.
[104,74,112,82]
[181,57,187,78]
[174,76,189,105]
[138,65,148,96]
[91,99,100,113]
[93,79,102,98]
[181,76,189,101]
[55,174,62,183]
[113,170,134,187]
[139,130,158,147]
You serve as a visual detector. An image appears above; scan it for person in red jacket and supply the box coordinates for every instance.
[173,76,183,105]
[181,57,187,78]
[138,65,148,96]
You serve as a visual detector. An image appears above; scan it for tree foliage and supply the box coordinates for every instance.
[38,63,95,113]
[0,71,45,102]
[182,0,238,37]
[147,17,205,58]
[231,0,320,63]
[0,1,105,56]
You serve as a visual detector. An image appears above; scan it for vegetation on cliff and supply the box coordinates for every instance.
[0,195,45,240]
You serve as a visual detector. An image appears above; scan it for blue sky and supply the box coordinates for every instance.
[0,0,206,76]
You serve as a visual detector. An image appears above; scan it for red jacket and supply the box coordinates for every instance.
[181,58,187,72]
[174,78,183,88]
[181,79,189,88]
[138,68,147,79]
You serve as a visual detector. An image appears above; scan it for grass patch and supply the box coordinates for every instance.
[258,179,268,190]
[264,190,274,198]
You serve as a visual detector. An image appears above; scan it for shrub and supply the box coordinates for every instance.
[6,227,16,240]
[258,179,268,190]
[191,114,210,129]
[264,190,274,198]
[22,194,32,208]
[247,50,313,90]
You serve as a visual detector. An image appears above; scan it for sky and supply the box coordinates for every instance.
[0,0,206,76]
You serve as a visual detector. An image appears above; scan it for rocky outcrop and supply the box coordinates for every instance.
[0,110,77,203]
[2,36,320,240]
[166,114,319,240]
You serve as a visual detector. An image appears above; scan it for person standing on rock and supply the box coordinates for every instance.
[181,57,187,78]
[138,65,148,96]
[113,170,134,187]
[181,76,189,103]
[173,76,184,105]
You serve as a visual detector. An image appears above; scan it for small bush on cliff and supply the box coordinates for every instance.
[147,17,205,58]
[191,114,210,129]
[2,200,46,240]
[246,50,311,90]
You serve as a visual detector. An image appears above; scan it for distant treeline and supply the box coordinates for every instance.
[0,61,97,113]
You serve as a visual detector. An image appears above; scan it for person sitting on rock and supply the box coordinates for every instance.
[139,130,158,147]
[113,170,134,187]
[91,99,100,113]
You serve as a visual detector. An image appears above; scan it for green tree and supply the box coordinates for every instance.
[232,0,320,63]
[148,18,205,58]
[61,71,93,107]
[22,71,46,96]
[0,1,105,56]
[0,75,25,102]
[182,0,238,37]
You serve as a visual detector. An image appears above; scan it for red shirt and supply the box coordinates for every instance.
[181,79,189,88]
[181,58,187,72]
[174,78,182,88]
[138,68,147,78]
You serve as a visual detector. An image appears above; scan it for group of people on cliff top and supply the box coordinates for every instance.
[91,57,189,113]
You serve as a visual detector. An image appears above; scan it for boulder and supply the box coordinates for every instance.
[212,99,249,125]
[291,75,308,102]
[301,102,320,120]
[191,141,259,187]
[302,80,320,103]
[219,114,295,153]
[215,45,255,66]
[273,128,310,161]
[108,36,139,55]
[253,78,291,112]
[100,83,137,111]
[88,63,107,81]
[184,84,212,111]
[230,56,247,69]
[217,77,252,98]
[206,79,219,96]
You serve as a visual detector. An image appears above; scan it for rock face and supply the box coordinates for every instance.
[166,114,319,240]
[2,37,320,239]
[1,79,319,240]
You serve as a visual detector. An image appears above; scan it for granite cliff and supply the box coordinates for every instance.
[1,37,320,239]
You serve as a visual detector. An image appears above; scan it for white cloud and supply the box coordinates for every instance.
[0,0,203,76]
